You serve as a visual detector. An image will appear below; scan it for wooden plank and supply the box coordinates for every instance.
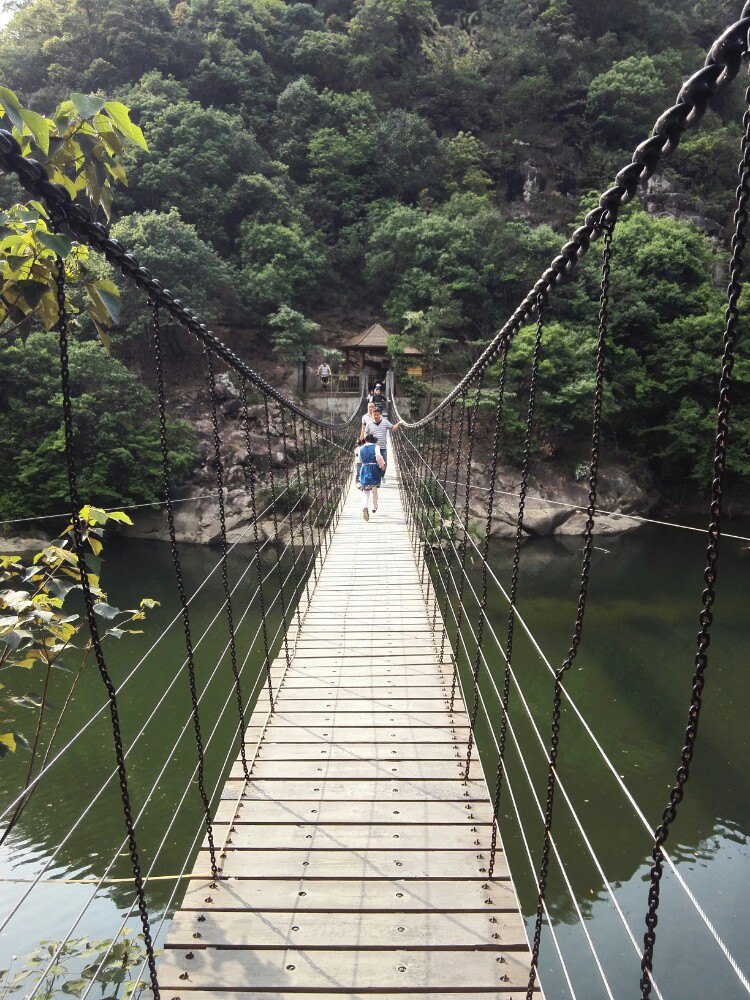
[245,712,469,728]
[198,849,505,880]
[205,823,489,851]
[244,726,471,744]
[252,742,468,761]
[166,909,526,949]
[158,948,531,991]
[231,759,481,780]
[213,800,493,826]
[178,877,517,912]
[221,778,488,802]
[266,699,455,713]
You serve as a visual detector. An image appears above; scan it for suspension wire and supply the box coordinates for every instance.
[53,258,160,999]
[640,87,750,999]
[0,476,299,829]
[299,418,320,586]
[464,330,513,785]
[0,513,306,939]
[151,300,218,878]
[526,217,615,1000]
[21,533,311,1000]
[426,406,451,627]
[77,532,318,1000]
[203,347,252,783]
[488,306,543,874]
[393,441,573,1000]
[449,370,486,711]
[239,376,275,710]
[439,390,467,665]
[406,467,660,997]
[279,407,310,612]
[279,406,306,627]
[263,392,292,670]
[394,425,750,994]
[432,401,456,633]
[431,481,750,545]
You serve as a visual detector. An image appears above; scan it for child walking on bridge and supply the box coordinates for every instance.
[355,432,385,521]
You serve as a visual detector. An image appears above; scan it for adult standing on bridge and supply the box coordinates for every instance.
[318,361,331,388]
[364,407,402,480]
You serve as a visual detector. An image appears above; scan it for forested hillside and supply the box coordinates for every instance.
[1,0,749,514]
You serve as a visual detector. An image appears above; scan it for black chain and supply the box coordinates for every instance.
[449,370,486,712]
[464,331,514,785]
[203,347,251,783]
[526,219,615,999]
[488,310,543,876]
[278,405,304,629]
[432,403,457,633]
[299,419,320,584]
[151,301,219,878]
[239,377,275,711]
[55,261,160,998]
[439,390,467,666]
[639,89,750,999]
[284,409,313,612]
[263,392,292,670]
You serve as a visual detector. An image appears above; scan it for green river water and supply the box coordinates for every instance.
[0,520,747,999]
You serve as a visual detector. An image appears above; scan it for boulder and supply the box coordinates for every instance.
[214,373,239,402]
[554,510,642,536]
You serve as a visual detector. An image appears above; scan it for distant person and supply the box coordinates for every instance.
[356,432,385,520]
[368,383,388,412]
[361,401,376,433]
[318,362,331,388]
[364,408,402,480]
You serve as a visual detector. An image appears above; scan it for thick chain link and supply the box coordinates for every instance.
[151,301,219,878]
[239,377,275,711]
[639,88,750,999]
[449,370,486,712]
[55,261,160,998]
[526,219,614,999]
[203,347,251,784]
[489,305,544,875]
[464,332,513,785]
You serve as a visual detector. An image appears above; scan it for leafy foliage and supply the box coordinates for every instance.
[0,508,158,760]
[0,333,195,519]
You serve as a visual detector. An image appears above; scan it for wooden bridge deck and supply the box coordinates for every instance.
[160,457,537,998]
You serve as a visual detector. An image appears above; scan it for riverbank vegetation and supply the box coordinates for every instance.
[1,0,749,516]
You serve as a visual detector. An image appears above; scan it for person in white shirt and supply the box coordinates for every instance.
[318,362,331,387]
[363,409,402,480]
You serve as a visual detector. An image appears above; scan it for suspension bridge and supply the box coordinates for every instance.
[2,5,750,1000]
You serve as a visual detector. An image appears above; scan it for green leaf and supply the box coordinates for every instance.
[0,86,23,130]
[103,101,148,151]
[96,280,121,322]
[20,109,50,155]
[107,511,133,525]
[70,93,106,119]
[36,231,73,259]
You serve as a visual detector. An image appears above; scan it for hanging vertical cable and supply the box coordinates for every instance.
[203,347,252,783]
[55,259,160,999]
[526,218,615,1000]
[639,89,750,999]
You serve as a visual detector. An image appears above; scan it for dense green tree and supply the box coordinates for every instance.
[239,220,328,313]
[99,209,238,364]
[0,332,194,518]
[269,305,321,362]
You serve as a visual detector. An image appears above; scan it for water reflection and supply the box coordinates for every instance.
[0,525,747,999]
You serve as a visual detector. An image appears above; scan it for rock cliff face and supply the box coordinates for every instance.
[464,461,655,539]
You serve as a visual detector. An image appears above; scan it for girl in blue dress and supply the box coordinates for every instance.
[356,433,385,521]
